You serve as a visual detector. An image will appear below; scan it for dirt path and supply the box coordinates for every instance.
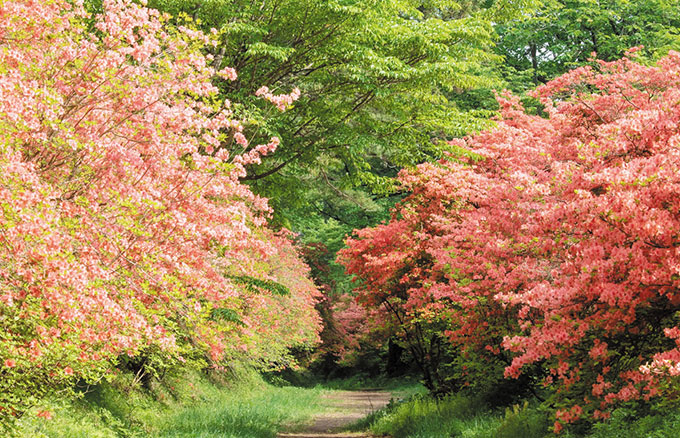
[277,390,393,438]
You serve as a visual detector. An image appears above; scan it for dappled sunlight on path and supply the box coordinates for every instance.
[278,390,392,438]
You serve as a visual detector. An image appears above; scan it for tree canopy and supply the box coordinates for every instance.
[148,0,533,228]
[496,0,680,88]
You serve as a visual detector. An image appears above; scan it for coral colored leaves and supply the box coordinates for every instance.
[340,50,680,429]
[36,410,52,420]
[0,0,319,428]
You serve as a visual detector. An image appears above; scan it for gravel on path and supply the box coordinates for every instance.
[277,390,392,438]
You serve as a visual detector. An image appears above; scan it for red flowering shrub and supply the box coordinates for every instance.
[0,0,319,425]
[340,49,680,429]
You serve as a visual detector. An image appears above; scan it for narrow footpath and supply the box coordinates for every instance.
[277,390,392,438]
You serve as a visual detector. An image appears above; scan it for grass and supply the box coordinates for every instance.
[357,391,680,438]
[158,379,325,438]
[568,407,680,438]
[357,394,552,438]
[15,367,328,438]
[17,365,680,438]
[368,393,488,438]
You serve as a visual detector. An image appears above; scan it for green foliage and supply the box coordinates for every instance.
[493,402,551,438]
[357,391,680,438]
[158,383,324,438]
[583,408,680,438]
[16,377,157,438]
[18,368,680,438]
[209,308,246,326]
[496,0,680,88]
[148,0,512,228]
[368,393,485,437]
[361,393,551,438]
[322,376,426,393]
[296,203,398,300]
[225,275,290,297]
[445,346,546,408]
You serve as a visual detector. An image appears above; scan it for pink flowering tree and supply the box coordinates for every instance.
[338,159,530,395]
[0,0,319,425]
[340,49,680,430]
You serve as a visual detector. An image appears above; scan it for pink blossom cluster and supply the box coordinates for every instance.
[0,0,319,422]
[340,50,680,429]
[255,86,301,111]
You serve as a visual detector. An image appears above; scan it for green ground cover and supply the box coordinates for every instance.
[15,368,327,438]
[358,393,680,438]
[14,369,680,438]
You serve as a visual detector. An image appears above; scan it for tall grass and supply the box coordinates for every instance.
[361,391,680,438]
[15,368,326,438]
[368,394,485,438]
[362,394,551,438]
[572,407,680,438]
[19,366,680,438]
[158,379,325,438]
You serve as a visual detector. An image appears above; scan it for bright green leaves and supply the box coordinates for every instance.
[149,0,513,232]
[210,307,246,326]
[225,275,291,297]
[244,42,295,62]
[495,0,680,88]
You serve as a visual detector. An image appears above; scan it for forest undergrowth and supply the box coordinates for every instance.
[15,367,680,438]
[15,367,326,438]
[355,391,680,438]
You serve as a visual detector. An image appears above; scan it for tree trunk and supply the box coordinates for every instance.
[385,338,406,376]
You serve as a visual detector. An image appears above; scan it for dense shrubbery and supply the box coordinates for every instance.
[0,0,320,428]
[340,50,680,430]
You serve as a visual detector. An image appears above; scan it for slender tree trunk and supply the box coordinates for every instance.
[386,338,405,376]
[530,42,539,85]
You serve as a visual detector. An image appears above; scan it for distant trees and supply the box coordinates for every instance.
[340,50,680,430]
[496,0,680,89]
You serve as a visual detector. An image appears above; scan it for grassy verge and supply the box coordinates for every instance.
[361,393,541,438]
[569,407,680,438]
[18,363,680,438]
[356,391,680,438]
[15,367,327,438]
[158,379,325,438]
